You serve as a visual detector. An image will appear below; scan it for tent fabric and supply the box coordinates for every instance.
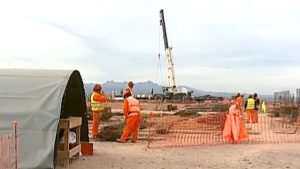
[0,69,88,169]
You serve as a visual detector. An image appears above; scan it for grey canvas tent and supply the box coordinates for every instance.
[0,69,88,169]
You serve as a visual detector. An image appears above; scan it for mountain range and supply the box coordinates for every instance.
[84,80,272,100]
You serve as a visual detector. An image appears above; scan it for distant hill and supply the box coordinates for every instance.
[84,80,162,96]
[84,80,235,97]
[84,80,273,100]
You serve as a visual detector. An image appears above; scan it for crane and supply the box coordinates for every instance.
[160,9,176,97]
[153,9,192,101]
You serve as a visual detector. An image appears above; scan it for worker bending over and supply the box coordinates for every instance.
[223,100,248,144]
[117,90,141,143]
[235,93,243,111]
[91,84,107,141]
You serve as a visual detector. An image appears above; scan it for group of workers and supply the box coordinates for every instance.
[91,83,268,144]
[223,92,267,144]
[90,81,141,143]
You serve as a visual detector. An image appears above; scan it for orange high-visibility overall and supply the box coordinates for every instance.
[91,92,107,138]
[253,98,260,123]
[245,98,257,123]
[120,96,141,142]
[223,104,248,143]
[251,110,258,123]
[235,96,242,109]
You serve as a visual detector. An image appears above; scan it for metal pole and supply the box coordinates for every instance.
[12,121,17,169]
[147,112,153,149]
[7,135,11,169]
[0,136,3,169]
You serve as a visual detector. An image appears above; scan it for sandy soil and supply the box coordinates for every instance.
[106,100,188,111]
[58,141,300,169]
[61,101,300,169]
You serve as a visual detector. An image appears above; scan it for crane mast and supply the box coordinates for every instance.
[160,9,176,94]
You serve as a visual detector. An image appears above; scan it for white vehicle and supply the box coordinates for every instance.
[111,90,124,101]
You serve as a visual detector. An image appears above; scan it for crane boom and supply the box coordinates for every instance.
[160,9,176,94]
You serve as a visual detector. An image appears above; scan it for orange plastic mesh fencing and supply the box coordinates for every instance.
[146,112,300,148]
[0,121,18,169]
[0,134,18,169]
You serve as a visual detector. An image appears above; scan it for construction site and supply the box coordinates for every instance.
[1,2,300,169]
[67,97,300,169]
[1,49,300,169]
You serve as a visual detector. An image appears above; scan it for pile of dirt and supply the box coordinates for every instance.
[272,106,299,119]
[139,116,148,129]
[174,104,230,116]
[98,115,148,141]
[174,109,198,116]
[100,107,113,121]
[98,122,124,141]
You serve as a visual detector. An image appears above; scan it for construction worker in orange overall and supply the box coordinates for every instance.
[223,100,248,143]
[253,93,260,123]
[123,81,134,96]
[90,84,107,141]
[235,93,244,117]
[117,88,141,143]
[244,94,256,123]
[235,93,242,109]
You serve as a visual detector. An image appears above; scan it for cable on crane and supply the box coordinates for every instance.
[154,21,165,92]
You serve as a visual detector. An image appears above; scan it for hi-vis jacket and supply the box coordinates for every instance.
[90,92,106,111]
[123,96,141,117]
[245,98,255,110]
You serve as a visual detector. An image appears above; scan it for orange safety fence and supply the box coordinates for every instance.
[146,112,300,148]
[0,121,18,169]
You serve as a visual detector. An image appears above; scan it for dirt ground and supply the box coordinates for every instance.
[60,101,300,169]
[58,141,300,169]
[106,100,189,112]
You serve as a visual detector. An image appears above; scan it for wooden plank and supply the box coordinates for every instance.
[69,117,82,129]
[69,144,81,158]
[64,129,69,151]
[76,126,81,145]
[57,150,68,159]
[58,120,69,129]
[59,117,82,129]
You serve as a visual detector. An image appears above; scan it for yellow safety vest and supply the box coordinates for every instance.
[261,102,267,113]
[90,92,104,111]
[246,98,255,110]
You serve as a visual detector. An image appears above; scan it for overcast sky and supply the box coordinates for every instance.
[0,0,300,95]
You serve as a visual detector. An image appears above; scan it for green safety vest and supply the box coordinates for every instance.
[246,98,255,110]
[90,92,104,111]
[261,102,266,113]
